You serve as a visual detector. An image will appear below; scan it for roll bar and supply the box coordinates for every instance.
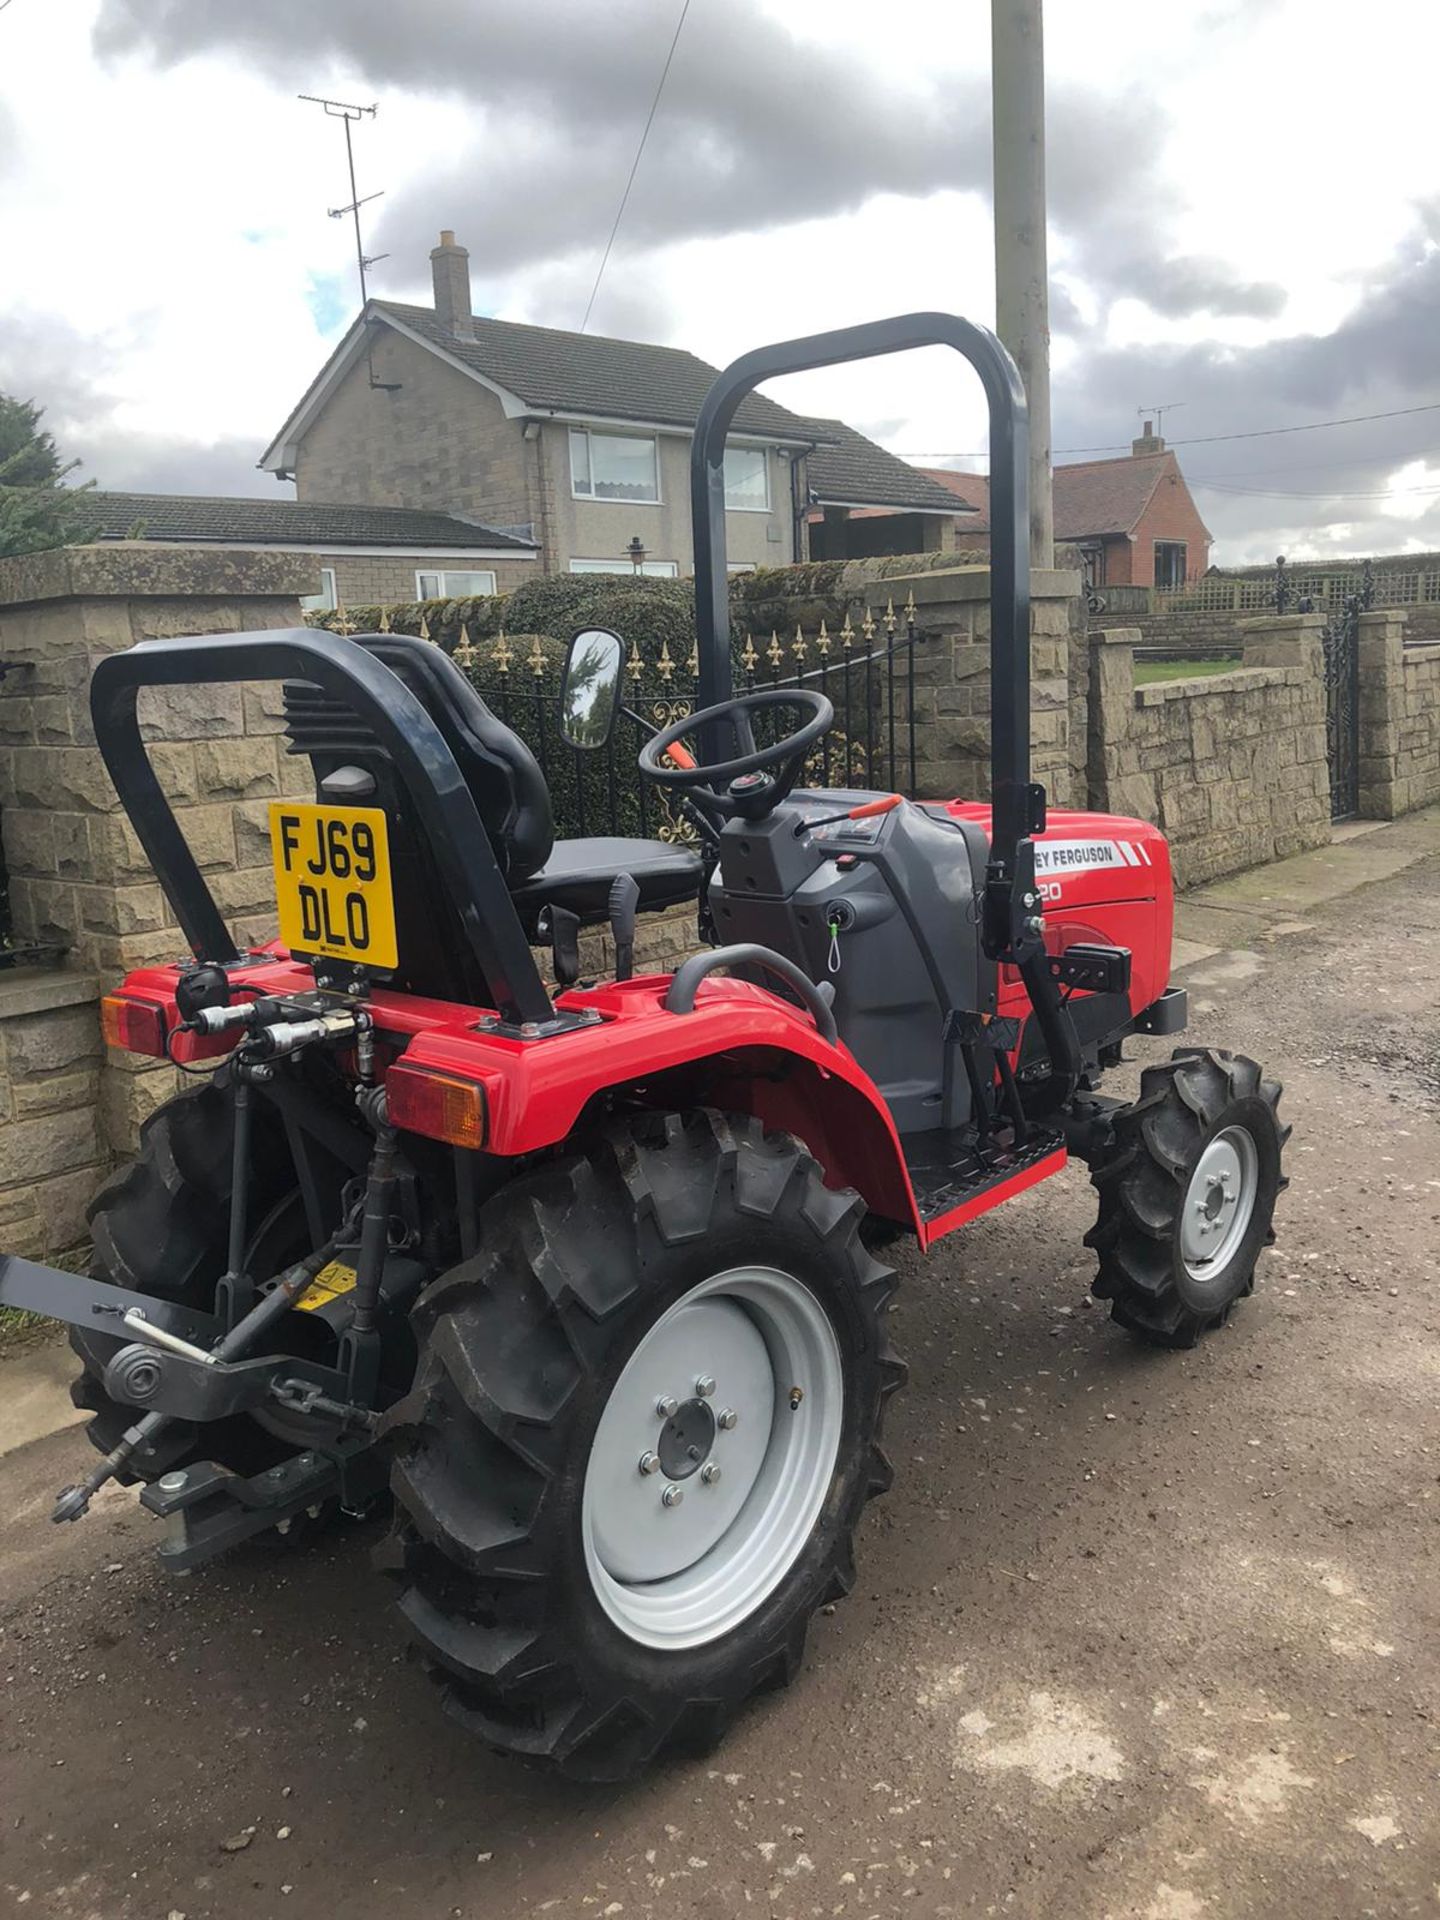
[690,312,1042,960]
[89,629,556,1030]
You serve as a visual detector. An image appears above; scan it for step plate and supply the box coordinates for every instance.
[902,1125,1067,1225]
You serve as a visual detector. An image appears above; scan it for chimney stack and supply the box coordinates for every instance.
[430,230,474,340]
[1132,419,1165,456]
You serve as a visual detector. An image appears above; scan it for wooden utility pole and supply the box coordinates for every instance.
[991,0,1053,569]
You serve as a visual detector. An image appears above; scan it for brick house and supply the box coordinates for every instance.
[259,231,960,578]
[81,491,537,612]
[918,422,1213,587]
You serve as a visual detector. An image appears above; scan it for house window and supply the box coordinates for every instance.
[299,566,337,614]
[569,557,679,578]
[415,568,498,600]
[1154,541,1187,589]
[569,428,660,503]
[724,447,770,512]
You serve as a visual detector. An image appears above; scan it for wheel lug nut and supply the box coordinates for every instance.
[695,1375,716,1398]
[700,1462,721,1485]
[638,1451,661,1476]
[717,1407,737,1431]
[661,1484,684,1508]
[656,1395,678,1418]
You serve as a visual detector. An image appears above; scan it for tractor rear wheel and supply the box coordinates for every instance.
[380,1109,904,1782]
[71,1076,306,1482]
[1086,1047,1288,1348]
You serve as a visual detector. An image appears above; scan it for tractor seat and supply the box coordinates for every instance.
[509,837,702,937]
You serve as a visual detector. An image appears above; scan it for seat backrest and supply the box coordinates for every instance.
[283,634,555,882]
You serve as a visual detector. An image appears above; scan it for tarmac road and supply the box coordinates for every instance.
[2,819,1438,1920]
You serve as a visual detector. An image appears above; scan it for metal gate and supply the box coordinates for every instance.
[1321,593,1361,821]
[1275,556,1371,822]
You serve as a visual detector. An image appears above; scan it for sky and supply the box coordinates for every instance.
[1,0,1438,565]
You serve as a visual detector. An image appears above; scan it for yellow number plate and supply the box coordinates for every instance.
[268,802,399,970]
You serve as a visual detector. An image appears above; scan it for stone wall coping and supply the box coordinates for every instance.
[1403,644,1440,665]
[1238,611,1326,634]
[0,542,320,610]
[1090,628,1142,648]
[866,564,1082,605]
[0,967,101,1022]
[1134,665,1291,707]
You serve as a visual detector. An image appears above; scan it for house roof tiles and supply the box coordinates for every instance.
[375,301,809,441]
[918,452,1201,542]
[803,420,975,514]
[80,491,536,551]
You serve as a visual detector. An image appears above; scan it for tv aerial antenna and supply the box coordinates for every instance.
[299,94,397,391]
[1136,401,1184,438]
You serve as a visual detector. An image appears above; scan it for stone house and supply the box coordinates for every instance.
[258,231,962,579]
[917,422,1213,587]
[80,491,538,613]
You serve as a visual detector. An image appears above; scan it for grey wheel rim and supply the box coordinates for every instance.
[1180,1125,1259,1284]
[581,1266,843,1652]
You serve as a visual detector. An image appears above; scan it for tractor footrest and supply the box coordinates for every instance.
[902,1124,1066,1224]
[1134,986,1188,1034]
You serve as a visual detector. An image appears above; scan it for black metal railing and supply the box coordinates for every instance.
[450,597,931,846]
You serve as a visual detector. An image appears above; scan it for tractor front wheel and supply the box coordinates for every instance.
[1086,1047,1288,1348]
[380,1110,904,1782]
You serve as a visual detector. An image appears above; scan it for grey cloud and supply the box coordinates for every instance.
[92,0,1278,325]
[1112,254,1286,321]
[79,431,282,496]
[0,308,275,497]
[1047,220,1440,559]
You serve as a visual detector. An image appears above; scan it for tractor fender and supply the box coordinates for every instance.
[392,974,922,1235]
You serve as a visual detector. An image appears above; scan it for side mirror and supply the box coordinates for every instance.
[559,626,625,749]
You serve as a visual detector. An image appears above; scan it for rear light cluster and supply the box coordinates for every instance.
[100,994,169,1058]
[386,1062,487,1149]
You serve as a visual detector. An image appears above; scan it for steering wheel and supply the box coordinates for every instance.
[638,687,834,818]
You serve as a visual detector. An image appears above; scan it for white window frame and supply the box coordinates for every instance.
[569,427,662,505]
[414,567,498,600]
[723,446,771,513]
[568,557,679,579]
[299,566,338,614]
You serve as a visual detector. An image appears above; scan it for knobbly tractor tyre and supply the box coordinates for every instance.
[71,1076,306,1482]
[381,1110,905,1782]
[1087,1047,1288,1349]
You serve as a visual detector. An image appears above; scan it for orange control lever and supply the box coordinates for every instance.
[805,792,905,832]
[663,739,698,771]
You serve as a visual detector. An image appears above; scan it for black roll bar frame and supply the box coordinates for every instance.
[89,629,556,1030]
[689,312,1040,962]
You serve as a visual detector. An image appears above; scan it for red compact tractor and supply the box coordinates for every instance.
[1,316,1287,1779]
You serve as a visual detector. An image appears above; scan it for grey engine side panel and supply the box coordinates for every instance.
[709,793,992,1134]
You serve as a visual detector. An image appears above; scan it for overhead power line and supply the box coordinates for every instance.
[1058,400,1440,456]
[580,0,693,334]
[896,398,1440,466]
[1194,478,1440,501]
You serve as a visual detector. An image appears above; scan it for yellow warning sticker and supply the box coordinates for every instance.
[295,1259,359,1313]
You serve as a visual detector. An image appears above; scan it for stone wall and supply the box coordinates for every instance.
[1088,616,1331,886]
[0,544,319,1167]
[0,970,105,1264]
[865,564,1082,807]
[1358,611,1440,817]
